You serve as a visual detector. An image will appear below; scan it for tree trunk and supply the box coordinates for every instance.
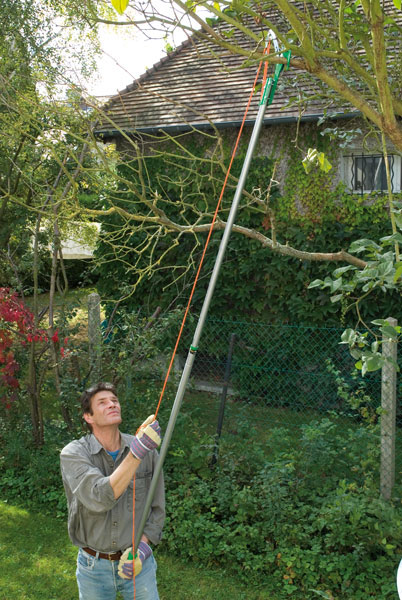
[48,204,73,431]
[28,218,44,446]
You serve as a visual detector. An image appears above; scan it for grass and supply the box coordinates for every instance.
[0,501,272,600]
[24,287,97,311]
[0,502,76,600]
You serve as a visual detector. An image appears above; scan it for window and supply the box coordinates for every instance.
[343,152,401,194]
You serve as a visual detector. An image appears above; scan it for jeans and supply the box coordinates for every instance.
[76,548,160,600]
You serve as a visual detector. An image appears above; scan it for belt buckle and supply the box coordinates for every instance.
[107,552,115,561]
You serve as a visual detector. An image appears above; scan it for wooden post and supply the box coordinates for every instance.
[380,317,398,500]
[88,292,102,384]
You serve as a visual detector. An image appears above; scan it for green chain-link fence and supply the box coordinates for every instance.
[166,318,400,494]
[190,320,379,413]
[108,317,384,419]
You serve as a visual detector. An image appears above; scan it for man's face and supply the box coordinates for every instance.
[84,389,122,430]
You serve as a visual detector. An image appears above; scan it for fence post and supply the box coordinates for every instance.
[211,333,236,466]
[380,316,398,501]
[88,292,102,384]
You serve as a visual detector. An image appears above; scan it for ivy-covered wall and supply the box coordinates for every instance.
[96,118,399,326]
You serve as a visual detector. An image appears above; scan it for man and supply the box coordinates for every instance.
[60,381,165,600]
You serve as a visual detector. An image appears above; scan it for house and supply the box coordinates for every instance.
[39,222,100,260]
[93,8,402,325]
[96,12,401,197]
[59,223,100,260]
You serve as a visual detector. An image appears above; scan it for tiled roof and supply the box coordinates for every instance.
[97,19,354,135]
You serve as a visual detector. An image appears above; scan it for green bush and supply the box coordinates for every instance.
[1,382,401,599]
[0,419,71,517]
[161,413,401,598]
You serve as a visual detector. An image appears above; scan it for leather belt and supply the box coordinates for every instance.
[83,547,123,561]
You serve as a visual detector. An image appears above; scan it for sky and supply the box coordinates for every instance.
[86,22,184,98]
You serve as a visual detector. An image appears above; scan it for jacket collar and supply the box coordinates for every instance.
[86,431,131,454]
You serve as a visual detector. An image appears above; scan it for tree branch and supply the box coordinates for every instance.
[84,205,367,269]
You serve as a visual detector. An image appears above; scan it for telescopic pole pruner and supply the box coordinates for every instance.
[134,30,290,549]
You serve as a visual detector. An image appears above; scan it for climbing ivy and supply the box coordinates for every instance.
[95,127,397,327]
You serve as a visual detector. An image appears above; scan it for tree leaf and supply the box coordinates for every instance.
[394,212,402,229]
[372,319,388,326]
[317,152,332,173]
[380,325,398,339]
[302,156,312,174]
[341,328,356,344]
[394,264,402,282]
[380,232,402,244]
[302,148,332,174]
[377,260,394,277]
[111,0,129,14]
[333,265,356,277]
[364,355,384,372]
[392,0,401,9]
[331,277,343,292]
[223,28,235,37]
[348,238,381,253]
[308,279,324,289]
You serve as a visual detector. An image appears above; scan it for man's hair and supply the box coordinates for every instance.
[80,381,116,432]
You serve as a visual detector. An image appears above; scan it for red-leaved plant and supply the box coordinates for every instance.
[0,288,67,408]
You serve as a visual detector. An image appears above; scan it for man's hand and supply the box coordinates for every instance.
[118,541,153,579]
[130,415,161,460]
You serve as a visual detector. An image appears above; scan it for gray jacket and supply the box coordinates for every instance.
[60,432,165,553]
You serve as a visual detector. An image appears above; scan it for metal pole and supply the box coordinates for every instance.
[211,333,237,466]
[135,79,273,549]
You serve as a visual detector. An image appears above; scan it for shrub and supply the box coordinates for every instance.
[1,382,401,599]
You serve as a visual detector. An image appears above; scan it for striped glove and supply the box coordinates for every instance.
[118,541,152,579]
[130,415,161,460]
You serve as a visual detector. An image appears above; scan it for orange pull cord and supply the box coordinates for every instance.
[131,43,272,600]
[132,476,136,600]
[153,45,271,422]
